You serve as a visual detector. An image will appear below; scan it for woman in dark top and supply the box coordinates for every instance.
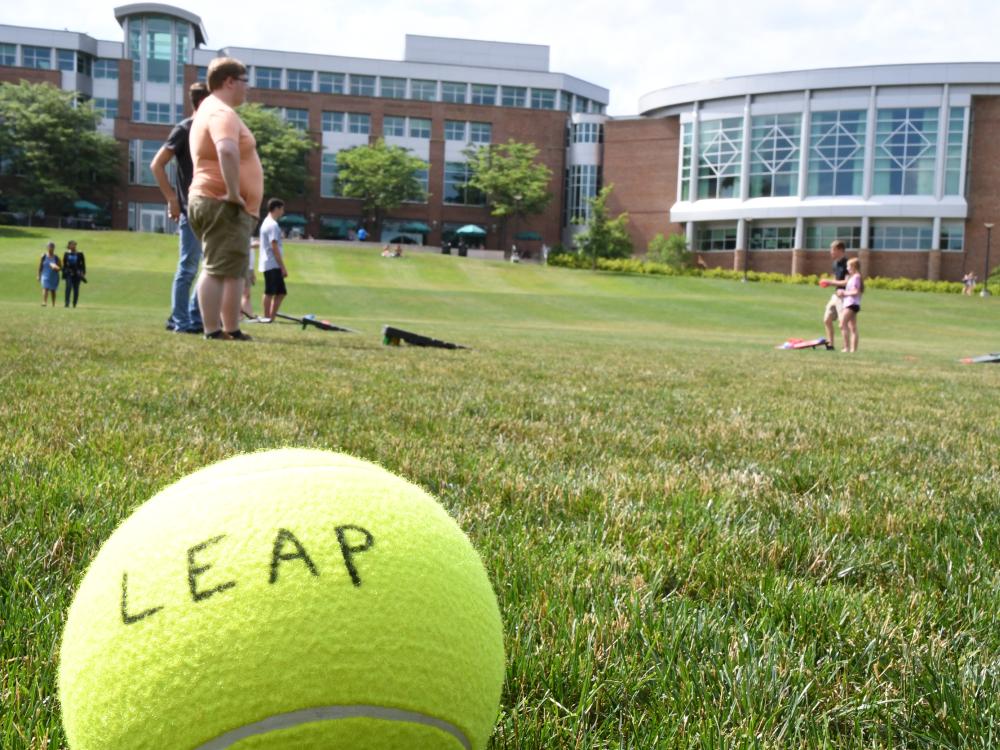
[62,240,87,308]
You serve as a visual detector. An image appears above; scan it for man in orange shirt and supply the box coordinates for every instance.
[187,57,264,340]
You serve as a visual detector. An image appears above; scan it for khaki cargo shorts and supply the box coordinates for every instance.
[823,292,843,321]
[188,196,256,278]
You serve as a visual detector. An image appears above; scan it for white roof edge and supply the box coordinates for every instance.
[639,62,1000,114]
[114,3,207,46]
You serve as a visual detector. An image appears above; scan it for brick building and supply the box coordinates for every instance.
[0,4,608,252]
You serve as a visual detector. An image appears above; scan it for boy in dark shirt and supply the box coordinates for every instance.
[821,240,850,350]
[151,82,210,333]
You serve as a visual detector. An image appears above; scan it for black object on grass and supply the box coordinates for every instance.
[382,325,468,349]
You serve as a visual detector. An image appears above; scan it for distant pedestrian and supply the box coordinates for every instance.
[151,82,210,334]
[188,57,263,341]
[357,227,368,242]
[61,240,87,307]
[38,242,61,307]
[963,271,977,296]
[259,198,288,320]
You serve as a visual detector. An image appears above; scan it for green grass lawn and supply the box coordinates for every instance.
[3,226,1000,748]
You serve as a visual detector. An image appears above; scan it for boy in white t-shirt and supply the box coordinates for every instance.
[258,198,287,320]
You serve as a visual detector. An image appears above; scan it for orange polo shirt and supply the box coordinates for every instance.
[188,94,264,218]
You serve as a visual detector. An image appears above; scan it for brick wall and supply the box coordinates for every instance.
[965,95,1000,282]
[603,117,684,255]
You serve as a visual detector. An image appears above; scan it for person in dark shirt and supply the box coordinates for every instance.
[61,239,87,307]
[151,82,210,334]
[820,240,850,350]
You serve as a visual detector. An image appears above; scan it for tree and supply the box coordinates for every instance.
[335,139,427,236]
[0,82,119,220]
[465,140,552,251]
[648,232,692,270]
[237,103,315,204]
[574,185,633,267]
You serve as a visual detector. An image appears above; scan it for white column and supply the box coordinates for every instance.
[798,90,811,199]
[686,221,695,249]
[861,216,871,250]
[863,86,877,200]
[737,217,749,249]
[934,84,950,201]
[932,216,942,251]
[740,94,752,202]
[795,216,806,249]
[688,103,700,202]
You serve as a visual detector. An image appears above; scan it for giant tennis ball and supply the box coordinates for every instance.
[58,449,505,749]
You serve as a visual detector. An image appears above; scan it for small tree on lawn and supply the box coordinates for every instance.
[465,140,552,251]
[238,103,315,205]
[648,232,692,270]
[0,82,119,221]
[335,139,427,237]
[574,185,633,268]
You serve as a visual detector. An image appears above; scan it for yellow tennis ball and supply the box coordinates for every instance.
[58,449,505,749]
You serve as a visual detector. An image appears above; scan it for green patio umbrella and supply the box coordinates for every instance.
[514,231,542,241]
[278,214,308,226]
[455,224,487,236]
[73,200,100,213]
[401,221,431,233]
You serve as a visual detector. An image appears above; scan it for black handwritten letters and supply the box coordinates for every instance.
[119,525,374,626]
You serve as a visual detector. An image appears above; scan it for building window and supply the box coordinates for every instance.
[940,223,965,251]
[945,107,967,196]
[76,53,93,76]
[145,17,172,83]
[572,122,602,144]
[444,161,484,205]
[130,139,164,185]
[380,77,406,99]
[873,108,938,196]
[256,67,281,89]
[0,43,14,66]
[93,98,118,119]
[469,122,492,144]
[57,49,75,72]
[408,118,431,139]
[383,115,406,137]
[870,223,933,250]
[411,79,436,101]
[322,111,345,132]
[441,82,467,104]
[196,65,207,82]
[287,69,313,92]
[321,152,341,197]
[697,118,743,199]
[319,72,345,94]
[285,108,309,130]
[128,20,141,81]
[501,86,526,108]
[749,114,800,198]
[695,225,738,251]
[145,102,172,124]
[348,113,370,134]
[749,226,796,250]
[805,224,862,250]
[567,164,600,222]
[349,74,375,97]
[470,84,496,105]
[530,88,556,110]
[574,97,588,113]
[680,122,693,201]
[93,58,118,79]
[808,110,866,196]
[413,168,429,196]
[22,46,52,70]
[444,120,467,142]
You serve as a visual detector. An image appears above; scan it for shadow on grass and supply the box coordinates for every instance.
[0,226,44,239]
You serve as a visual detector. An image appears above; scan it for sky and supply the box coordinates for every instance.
[6,0,1000,115]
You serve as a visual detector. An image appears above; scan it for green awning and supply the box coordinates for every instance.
[74,200,100,212]
[279,214,308,226]
[455,224,487,236]
[321,217,358,229]
[400,221,431,233]
[515,231,542,241]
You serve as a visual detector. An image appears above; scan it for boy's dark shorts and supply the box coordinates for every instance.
[263,268,287,296]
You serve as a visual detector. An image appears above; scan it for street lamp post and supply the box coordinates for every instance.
[983,223,994,297]
[512,193,523,260]
[743,218,752,282]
